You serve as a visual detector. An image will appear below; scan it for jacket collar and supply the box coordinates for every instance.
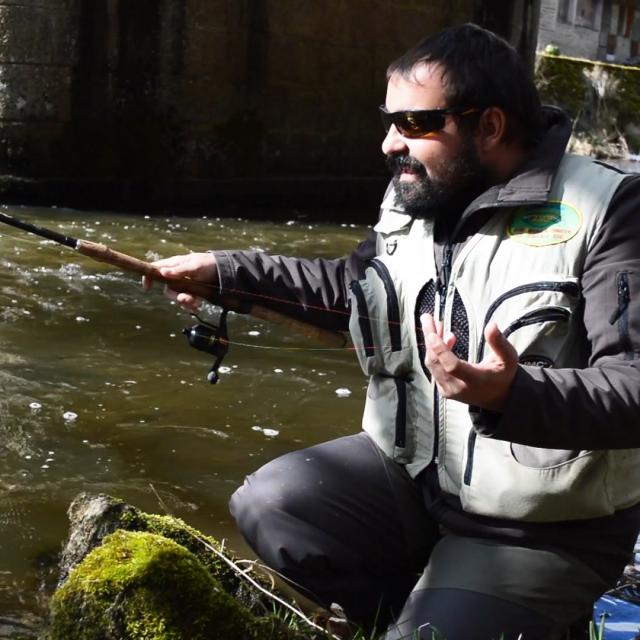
[451,106,572,235]
[494,105,572,204]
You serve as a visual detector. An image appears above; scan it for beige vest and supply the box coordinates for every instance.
[349,154,639,522]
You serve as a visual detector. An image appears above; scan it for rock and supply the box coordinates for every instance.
[57,493,138,586]
[46,493,321,640]
[57,493,276,613]
[48,530,296,640]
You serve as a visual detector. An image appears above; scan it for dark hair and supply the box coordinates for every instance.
[387,23,543,147]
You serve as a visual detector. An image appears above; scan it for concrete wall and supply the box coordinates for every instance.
[0,0,476,209]
[0,0,79,176]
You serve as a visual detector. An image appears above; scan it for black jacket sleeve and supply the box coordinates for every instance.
[477,174,640,450]
[212,229,377,331]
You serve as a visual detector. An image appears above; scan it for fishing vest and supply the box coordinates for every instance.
[348,154,640,522]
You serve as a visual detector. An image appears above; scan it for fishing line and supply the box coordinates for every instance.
[0,213,409,333]
[0,211,433,388]
[1,224,414,356]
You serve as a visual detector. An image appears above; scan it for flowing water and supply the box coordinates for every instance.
[0,205,368,636]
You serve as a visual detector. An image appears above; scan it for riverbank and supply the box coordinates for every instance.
[1,153,638,221]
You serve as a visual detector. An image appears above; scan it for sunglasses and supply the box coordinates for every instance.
[379,105,479,138]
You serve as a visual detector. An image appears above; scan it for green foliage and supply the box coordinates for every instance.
[536,53,640,126]
[589,614,606,640]
[536,53,640,156]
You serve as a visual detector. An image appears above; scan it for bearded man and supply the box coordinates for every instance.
[144,24,640,640]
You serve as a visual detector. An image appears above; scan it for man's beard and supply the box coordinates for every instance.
[385,138,493,221]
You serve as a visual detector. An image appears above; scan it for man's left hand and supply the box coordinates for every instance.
[421,313,519,411]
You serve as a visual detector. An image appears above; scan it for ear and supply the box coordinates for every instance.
[475,107,508,154]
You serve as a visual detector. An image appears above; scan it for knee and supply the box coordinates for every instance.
[229,459,297,542]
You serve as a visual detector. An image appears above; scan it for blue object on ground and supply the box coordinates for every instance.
[593,538,640,640]
[593,594,640,639]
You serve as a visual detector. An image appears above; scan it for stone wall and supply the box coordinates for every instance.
[0,0,79,176]
[0,0,476,209]
[537,0,603,59]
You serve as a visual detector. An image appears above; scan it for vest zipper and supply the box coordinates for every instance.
[438,246,453,318]
[349,280,375,358]
[370,258,402,352]
[433,245,452,466]
[394,377,407,448]
[464,282,580,486]
[609,272,632,358]
[503,307,571,338]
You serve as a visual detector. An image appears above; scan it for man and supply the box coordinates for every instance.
[144,24,640,640]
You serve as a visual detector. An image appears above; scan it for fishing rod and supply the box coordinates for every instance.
[0,210,347,382]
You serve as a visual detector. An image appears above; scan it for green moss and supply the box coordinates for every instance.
[118,508,271,612]
[48,520,315,639]
[49,530,258,640]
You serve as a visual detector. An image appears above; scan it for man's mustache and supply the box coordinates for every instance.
[385,154,427,176]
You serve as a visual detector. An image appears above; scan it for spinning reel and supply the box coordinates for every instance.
[182,309,229,384]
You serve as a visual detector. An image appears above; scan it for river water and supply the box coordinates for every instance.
[3,157,639,635]
[0,206,368,636]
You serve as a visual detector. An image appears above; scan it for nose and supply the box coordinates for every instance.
[381,125,408,155]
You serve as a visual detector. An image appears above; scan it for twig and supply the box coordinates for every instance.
[148,483,335,639]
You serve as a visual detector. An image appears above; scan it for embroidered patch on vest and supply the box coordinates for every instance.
[519,355,554,368]
[386,239,398,255]
[507,201,582,247]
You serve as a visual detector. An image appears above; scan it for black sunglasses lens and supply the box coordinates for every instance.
[396,112,444,138]
[380,108,446,138]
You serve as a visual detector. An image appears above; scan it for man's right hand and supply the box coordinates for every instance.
[142,252,219,313]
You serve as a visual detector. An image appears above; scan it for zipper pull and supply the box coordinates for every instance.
[442,246,452,289]
[437,246,452,294]
[437,246,453,320]
[609,273,630,325]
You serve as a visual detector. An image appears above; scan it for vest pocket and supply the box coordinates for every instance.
[476,280,580,362]
[350,280,375,359]
[348,259,409,377]
[363,373,415,463]
[463,289,579,488]
[459,437,613,521]
[609,271,634,359]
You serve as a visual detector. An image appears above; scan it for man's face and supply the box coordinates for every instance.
[382,64,491,220]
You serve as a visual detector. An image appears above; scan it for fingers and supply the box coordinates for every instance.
[140,252,218,312]
[421,313,438,336]
[443,331,457,350]
[141,274,154,291]
[484,322,518,367]
[149,253,218,282]
[420,312,446,338]
[164,286,203,313]
[421,314,469,393]
[425,332,470,375]
[420,313,456,350]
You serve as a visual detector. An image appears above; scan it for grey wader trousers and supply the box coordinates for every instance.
[229,433,612,640]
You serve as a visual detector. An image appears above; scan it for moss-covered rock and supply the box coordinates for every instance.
[48,530,303,640]
[46,494,324,640]
[58,493,273,614]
